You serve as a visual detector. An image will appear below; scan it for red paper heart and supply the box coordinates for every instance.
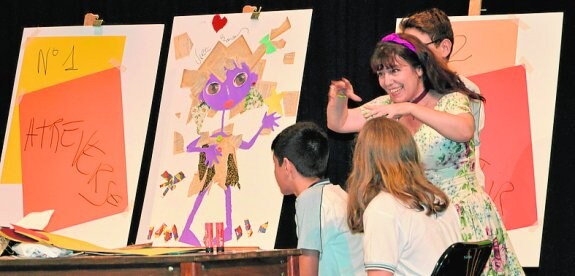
[212,14,227,33]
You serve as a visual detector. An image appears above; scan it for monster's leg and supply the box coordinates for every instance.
[224,187,232,241]
[179,189,207,246]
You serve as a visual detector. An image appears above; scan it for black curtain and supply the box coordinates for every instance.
[1,1,574,275]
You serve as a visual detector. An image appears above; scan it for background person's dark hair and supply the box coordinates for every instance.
[271,122,329,178]
[399,8,454,59]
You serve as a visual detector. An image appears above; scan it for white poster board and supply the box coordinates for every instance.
[138,9,312,249]
[398,12,563,266]
[0,24,164,248]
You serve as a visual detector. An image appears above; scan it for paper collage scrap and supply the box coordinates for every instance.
[0,225,202,256]
[0,210,200,256]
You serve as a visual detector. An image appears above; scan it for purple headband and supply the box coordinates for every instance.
[381,33,417,53]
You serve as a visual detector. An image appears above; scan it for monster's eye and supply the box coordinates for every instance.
[233,72,248,87]
[205,82,221,95]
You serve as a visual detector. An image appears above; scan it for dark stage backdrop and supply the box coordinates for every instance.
[1,1,573,275]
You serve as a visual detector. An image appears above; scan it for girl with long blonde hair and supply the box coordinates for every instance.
[347,117,461,275]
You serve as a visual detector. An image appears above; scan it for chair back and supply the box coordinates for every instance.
[430,240,493,276]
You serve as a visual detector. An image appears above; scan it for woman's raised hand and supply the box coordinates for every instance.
[329,77,362,102]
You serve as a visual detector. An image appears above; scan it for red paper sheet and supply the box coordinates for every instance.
[469,65,537,230]
[19,68,128,232]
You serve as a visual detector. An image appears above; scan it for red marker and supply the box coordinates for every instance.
[204,222,214,253]
[216,222,224,252]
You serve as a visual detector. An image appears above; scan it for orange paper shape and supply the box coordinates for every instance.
[173,32,193,60]
[469,65,537,230]
[12,224,49,241]
[449,19,519,76]
[18,68,128,232]
[0,227,38,243]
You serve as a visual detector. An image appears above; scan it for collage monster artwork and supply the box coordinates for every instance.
[139,10,313,249]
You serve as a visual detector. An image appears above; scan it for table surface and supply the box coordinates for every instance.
[0,248,302,267]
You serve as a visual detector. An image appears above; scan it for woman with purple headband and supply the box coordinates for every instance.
[327,32,523,275]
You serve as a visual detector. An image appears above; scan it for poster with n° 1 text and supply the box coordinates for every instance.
[0,25,164,248]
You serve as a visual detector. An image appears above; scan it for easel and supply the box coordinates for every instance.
[242,5,262,19]
[468,0,482,15]
[83,13,103,26]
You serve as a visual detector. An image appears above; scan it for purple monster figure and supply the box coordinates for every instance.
[179,61,280,246]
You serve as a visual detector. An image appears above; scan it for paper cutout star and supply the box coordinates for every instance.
[263,88,284,116]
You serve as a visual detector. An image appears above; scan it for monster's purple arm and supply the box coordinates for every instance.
[186,137,222,167]
[240,112,280,150]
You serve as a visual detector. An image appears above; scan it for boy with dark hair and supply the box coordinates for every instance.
[271,122,365,276]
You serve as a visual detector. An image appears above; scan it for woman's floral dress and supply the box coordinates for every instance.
[361,92,524,275]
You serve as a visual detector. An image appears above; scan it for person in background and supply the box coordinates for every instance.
[271,122,365,276]
[327,32,524,275]
[347,116,461,275]
[398,7,486,187]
